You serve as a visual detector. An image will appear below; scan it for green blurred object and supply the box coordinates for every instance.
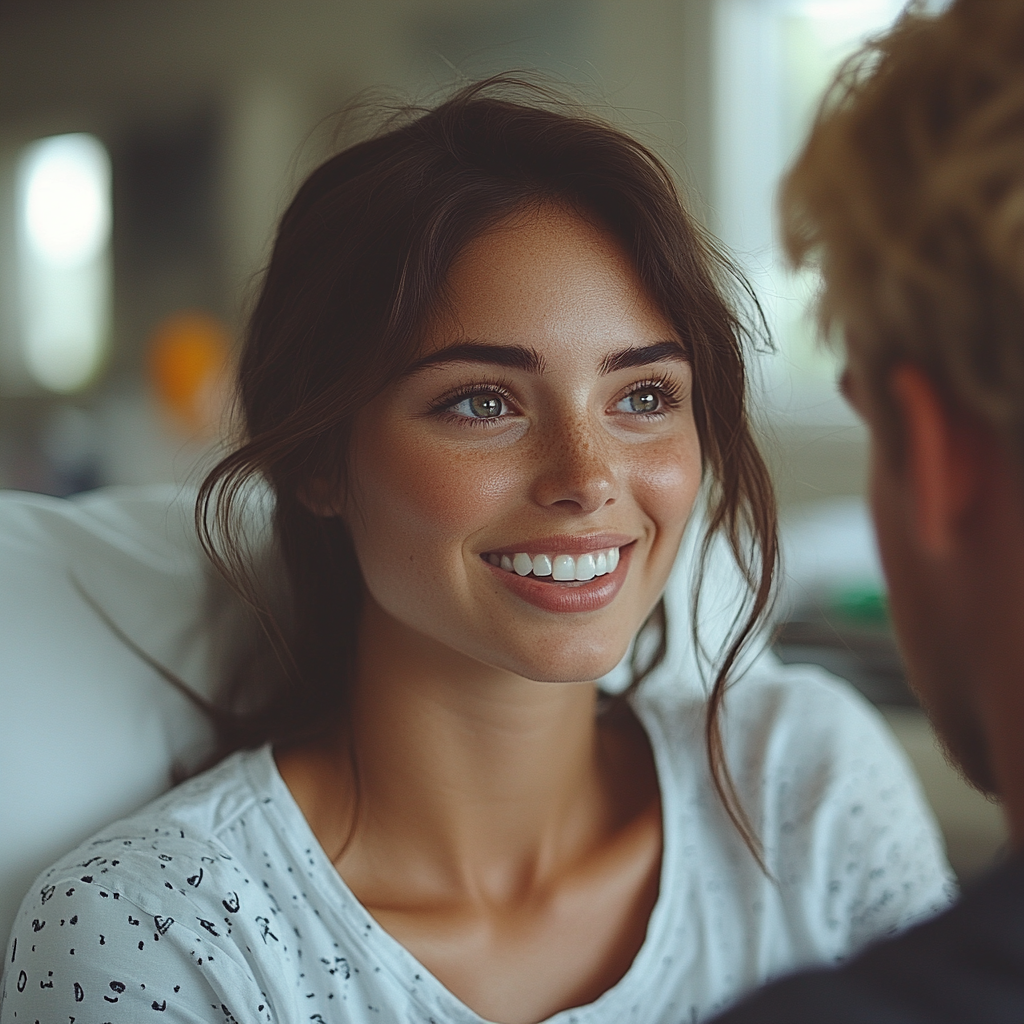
[829,584,889,627]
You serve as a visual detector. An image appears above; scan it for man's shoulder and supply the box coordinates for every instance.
[712,855,1024,1023]
[849,853,1024,1000]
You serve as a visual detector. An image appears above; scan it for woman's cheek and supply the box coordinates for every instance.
[348,432,526,629]
[350,429,522,557]
[631,434,702,534]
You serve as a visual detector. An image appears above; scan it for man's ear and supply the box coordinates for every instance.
[889,364,977,557]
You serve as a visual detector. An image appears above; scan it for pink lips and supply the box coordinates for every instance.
[484,540,635,613]
[483,532,633,557]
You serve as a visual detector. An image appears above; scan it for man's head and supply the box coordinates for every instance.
[781,0,1024,796]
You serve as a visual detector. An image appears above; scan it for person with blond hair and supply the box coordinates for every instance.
[713,1,1024,1019]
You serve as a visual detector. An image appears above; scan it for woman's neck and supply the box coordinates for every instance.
[276,595,662,1022]
[282,595,621,906]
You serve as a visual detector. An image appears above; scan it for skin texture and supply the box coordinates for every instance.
[278,205,703,1024]
[842,357,1024,843]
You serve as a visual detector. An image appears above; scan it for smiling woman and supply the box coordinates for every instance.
[337,207,699,674]
[0,80,953,1024]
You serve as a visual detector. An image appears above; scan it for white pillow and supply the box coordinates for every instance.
[0,485,251,950]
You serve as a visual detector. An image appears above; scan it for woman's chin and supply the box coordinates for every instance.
[499,645,633,687]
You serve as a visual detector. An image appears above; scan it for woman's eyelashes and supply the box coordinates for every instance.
[613,377,684,418]
[429,373,687,426]
[431,383,518,425]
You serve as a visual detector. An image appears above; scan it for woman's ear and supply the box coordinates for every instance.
[888,364,979,558]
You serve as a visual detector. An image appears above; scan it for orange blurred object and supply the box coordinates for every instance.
[148,311,231,433]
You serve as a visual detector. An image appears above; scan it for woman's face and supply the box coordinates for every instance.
[342,204,702,683]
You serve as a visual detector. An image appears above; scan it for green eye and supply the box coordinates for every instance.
[626,390,659,414]
[469,394,503,418]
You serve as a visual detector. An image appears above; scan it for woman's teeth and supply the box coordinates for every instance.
[487,547,620,581]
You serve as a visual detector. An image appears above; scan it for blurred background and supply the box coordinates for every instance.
[0,0,1003,879]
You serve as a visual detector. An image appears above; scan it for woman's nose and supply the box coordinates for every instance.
[531,415,618,514]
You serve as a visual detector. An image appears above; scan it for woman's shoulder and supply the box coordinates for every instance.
[634,652,952,862]
[1,747,302,1022]
[635,652,899,775]
[14,747,274,930]
[705,657,928,831]
[636,654,955,953]
[637,654,937,836]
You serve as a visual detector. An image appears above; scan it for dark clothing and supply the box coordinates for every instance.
[711,853,1024,1024]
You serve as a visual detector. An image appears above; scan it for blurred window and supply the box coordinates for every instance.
[712,0,912,424]
[15,133,111,393]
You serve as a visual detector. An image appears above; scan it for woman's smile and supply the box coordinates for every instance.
[482,532,628,579]
[343,202,703,684]
[482,539,634,613]
[486,545,621,581]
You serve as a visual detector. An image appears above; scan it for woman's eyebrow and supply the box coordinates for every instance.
[405,342,546,375]
[405,338,688,377]
[599,340,689,374]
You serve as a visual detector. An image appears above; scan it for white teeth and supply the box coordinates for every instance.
[552,555,576,581]
[574,553,596,581]
[513,552,533,576]
[487,547,621,580]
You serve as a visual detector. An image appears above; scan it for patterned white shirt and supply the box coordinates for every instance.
[1,666,954,1023]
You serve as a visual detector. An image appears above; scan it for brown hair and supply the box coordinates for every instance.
[780,0,1024,464]
[198,78,778,862]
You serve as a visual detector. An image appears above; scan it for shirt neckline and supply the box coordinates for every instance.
[243,691,679,1024]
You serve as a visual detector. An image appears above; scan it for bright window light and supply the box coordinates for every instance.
[713,0,905,423]
[16,133,111,393]
[23,135,110,267]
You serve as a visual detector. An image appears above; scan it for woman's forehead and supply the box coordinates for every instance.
[427,207,676,354]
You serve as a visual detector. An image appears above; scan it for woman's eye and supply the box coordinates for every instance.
[450,393,506,419]
[618,388,661,414]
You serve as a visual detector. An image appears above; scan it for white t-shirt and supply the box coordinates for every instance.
[1,665,954,1024]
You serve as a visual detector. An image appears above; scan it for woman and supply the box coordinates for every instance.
[1,81,952,1024]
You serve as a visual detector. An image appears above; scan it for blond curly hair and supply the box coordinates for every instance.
[780,0,1024,462]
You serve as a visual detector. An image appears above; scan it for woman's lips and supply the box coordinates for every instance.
[483,541,635,613]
